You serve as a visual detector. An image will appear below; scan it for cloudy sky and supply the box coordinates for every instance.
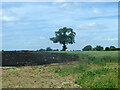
[2,2,118,50]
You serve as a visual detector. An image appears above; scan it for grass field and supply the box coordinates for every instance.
[2,51,118,88]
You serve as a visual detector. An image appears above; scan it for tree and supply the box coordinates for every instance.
[53,49,59,51]
[92,48,97,51]
[82,45,92,51]
[46,47,52,51]
[109,46,116,51]
[94,45,104,51]
[105,47,110,51]
[50,27,76,51]
[38,49,46,51]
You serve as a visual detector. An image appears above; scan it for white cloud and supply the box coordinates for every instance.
[88,22,96,26]
[77,22,107,30]
[40,36,46,40]
[105,38,118,41]
[2,16,19,22]
[2,8,20,22]
[93,8,102,14]
[59,3,69,8]
[93,37,118,41]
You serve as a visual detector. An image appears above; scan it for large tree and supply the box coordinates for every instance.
[50,27,76,51]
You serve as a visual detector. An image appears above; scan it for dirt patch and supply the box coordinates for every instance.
[2,62,81,88]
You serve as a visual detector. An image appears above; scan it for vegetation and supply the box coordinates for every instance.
[36,45,118,52]
[82,45,92,51]
[93,45,104,51]
[2,45,118,52]
[50,27,76,51]
[2,51,118,88]
[53,51,118,88]
[46,47,53,51]
[82,45,118,51]
[105,47,110,51]
[37,47,59,51]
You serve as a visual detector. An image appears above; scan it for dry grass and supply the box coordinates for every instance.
[2,62,81,88]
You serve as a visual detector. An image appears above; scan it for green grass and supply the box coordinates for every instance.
[52,51,118,65]
[54,62,118,88]
[75,67,118,88]
[55,63,85,76]
[52,51,118,88]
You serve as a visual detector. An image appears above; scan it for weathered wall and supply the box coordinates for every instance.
[2,51,79,66]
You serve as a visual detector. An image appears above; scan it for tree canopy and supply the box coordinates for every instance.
[94,45,104,51]
[82,45,92,51]
[50,27,76,51]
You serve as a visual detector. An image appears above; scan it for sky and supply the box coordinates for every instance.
[1,2,118,51]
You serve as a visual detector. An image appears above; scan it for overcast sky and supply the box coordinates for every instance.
[2,2,118,51]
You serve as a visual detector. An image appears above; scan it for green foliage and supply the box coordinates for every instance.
[50,27,76,51]
[93,45,104,51]
[82,45,92,51]
[37,48,59,51]
[53,49,59,51]
[105,46,116,51]
[110,46,116,51]
[37,49,46,51]
[105,47,110,51]
[82,45,117,51]
[46,47,52,51]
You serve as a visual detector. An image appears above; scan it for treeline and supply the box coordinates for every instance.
[82,45,119,51]
[1,47,59,52]
[2,46,119,52]
[37,47,59,51]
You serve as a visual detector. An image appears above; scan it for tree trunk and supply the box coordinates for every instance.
[62,43,67,51]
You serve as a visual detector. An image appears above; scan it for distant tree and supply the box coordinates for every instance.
[92,48,97,51]
[46,47,52,51]
[94,45,104,51]
[115,48,120,51]
[38,49,46,51]
[53,49,59,51]
[50,27,76,51]
[82,45,92,51]
[105,47,110,51]
[2,50,4,52]
[109,46,116,51]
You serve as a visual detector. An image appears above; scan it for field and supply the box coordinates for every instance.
[2,51,118,88]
